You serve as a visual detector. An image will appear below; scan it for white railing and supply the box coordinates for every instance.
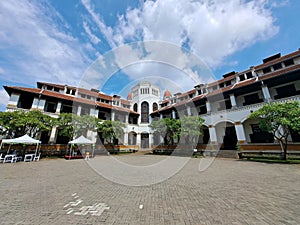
[200,95,300,117]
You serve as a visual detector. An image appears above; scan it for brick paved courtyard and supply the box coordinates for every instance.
[0,155,299,225]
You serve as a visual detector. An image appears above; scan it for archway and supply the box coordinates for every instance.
[141,132,149,148]
[141,101,149,123]
[128,131,137,145]
[133,103,138,112]
[215,121,237,150]
[152,102,158,112]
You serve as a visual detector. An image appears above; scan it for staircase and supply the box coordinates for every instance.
[216,150,238,158]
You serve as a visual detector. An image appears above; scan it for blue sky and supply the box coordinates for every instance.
[0,0,299,111]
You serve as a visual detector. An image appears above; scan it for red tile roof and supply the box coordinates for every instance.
[255,49,300,70]
[4,86,137,114]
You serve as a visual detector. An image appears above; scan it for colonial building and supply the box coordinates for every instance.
[4,49,300,150]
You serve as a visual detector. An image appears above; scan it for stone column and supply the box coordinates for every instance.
[206,100,211,113]
[261,85,271,102]
[124,132,128,145]
[208,125,217,144]
[149,133,153,148]
[234,122,246,144]
[111,111,115,121]
[56,102,62,113]
[49,126,58,144]
[172,110,176,119]
[77,105,82,116]
[187,106,191,116]
[136,133,141,149]
[229,94,237,108]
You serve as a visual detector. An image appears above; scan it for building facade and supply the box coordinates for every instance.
[4,49,300,149]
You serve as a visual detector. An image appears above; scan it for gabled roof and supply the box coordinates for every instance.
[1,134,41,144]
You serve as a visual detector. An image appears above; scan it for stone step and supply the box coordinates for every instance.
[216,150,238,158]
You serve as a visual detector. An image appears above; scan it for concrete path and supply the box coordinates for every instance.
[0,155,299,224]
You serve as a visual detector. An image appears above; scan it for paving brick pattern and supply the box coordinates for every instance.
[0,156,299,224]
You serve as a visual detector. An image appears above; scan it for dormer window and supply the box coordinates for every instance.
[284,59,294,67]
[262,67,271,74]
[246,72,253,79]
[239,74,245,81]
[273,63,282,70]
[66,88,75,95]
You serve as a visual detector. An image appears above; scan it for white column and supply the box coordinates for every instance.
[77,105,82,116]
[111,111,115,121]
[187,106,191,116]
[149,133,153,148]
[234,122,246,144]
[229,94,237,108]
[49,126,58,143]
[172,110,176,119]
[160,114,163,119]
[206,101,211,113]
[262,85,271,102]
[124,132,128,145]
[208,125,217,144]
[136,133,141,148]
[56,102,62,113]
[125,114,129,124]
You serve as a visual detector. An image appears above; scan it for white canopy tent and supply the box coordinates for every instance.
[0,134,41,155]
[68,135,95,158]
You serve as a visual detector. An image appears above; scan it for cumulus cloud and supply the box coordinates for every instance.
[0,0,91,86]
[115,0,278,67]
[81,0,278,92]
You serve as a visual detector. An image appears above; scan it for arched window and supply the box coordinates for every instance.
[141,101,149,123]
[133,103,138,112]
[152,102,158,112]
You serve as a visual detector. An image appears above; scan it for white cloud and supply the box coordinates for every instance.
[79,0,278,92]
[83,21,101,44]
[0,0,91,86]
[0,89,9,111]
[111,0,278,68]
[81,0,116,48]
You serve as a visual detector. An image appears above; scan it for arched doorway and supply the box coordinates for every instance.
[153,102,158,112]
[128,131,137,145]
[141,101,149,123]
[141,132,149,148]
[215,122,237,150]
[133,103,138,112]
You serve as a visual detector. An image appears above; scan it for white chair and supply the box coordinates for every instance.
[4,155,17,163]
[34,153,41,161]
[24,154,34,162]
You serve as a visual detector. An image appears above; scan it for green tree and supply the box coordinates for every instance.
[96,120,125,145]
[248,101,300,160]
[180,116,205,145]
[57,113,100,140]
[0,110,55,138]
[150,118,181,145]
